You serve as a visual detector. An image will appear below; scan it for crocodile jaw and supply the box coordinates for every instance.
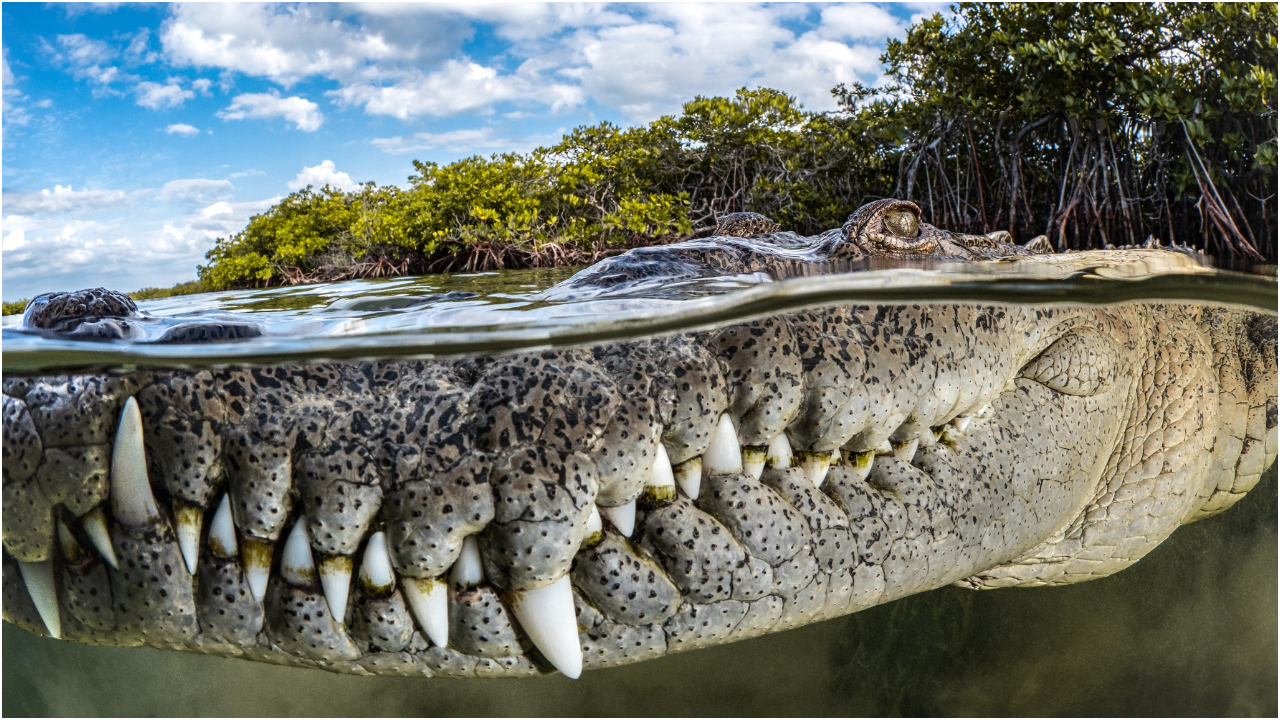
[2,303,1274,678]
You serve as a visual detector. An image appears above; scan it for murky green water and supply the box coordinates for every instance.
[3,251,1276,715]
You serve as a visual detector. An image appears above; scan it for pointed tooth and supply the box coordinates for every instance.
[600,499,636,537]
[449,535,484,588]
[319,555,353,620]
[765,433,793,469]
[18,560,60,639]
[674,457,702,499]
[79,506,118,569]
[875,440,893,455]
[892,438,919,462]
[642,443,677,505]
[741,446,766,480]
[586,504,603,535]
[798,451,834,488]
[174,501,202,575]
[110,396,160,527]
[951,415,972,433]
[358,531,395,596]
[702,414,742,476]
[281,519,316,587]
[508,576,582,679]
[208,494,238,559]
[847,450,874,482]
[57,520,86,564]
[242,537,274,601]
[402,576,448,647]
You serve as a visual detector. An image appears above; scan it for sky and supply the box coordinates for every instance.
[1,2,945,301]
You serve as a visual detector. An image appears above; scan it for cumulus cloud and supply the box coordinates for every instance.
[157,178,234,203]
[288,160,358,192]
[371,127,558,156]
[165,122,200,136]
[134,79,194,109]
[217,92,323,131]
[4,185,130,215]
[332,60,582,120]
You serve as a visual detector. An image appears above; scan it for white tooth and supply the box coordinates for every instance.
[893,439,919,462]
[847,450,874,482]
[951,415,972,433]
[674,457,702,500]
[741,447,766,480]
[175,502,202,575]
[586,504,603,535]
[702,414,742,476]
[208,494,238,559]
[18,560,60,639]
[876,440,893,455]
[358,531,395,596]
[57,521,85,563]
[449,535,484,588]
[80,507,118,569]
[799,451,833,488]
[403,576,448,647]
[765,433,793,469]
[282,519,316,586]
[242,537,273,601]
[644,443,677,503]
[509,576,582,680]
[600,499,637,537]
[110,396,160,528]
[319,555,353,621]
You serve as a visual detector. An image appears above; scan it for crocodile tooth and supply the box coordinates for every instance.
[951,415,972,433]
[174,501,203,575]
[508,576,582,680]
[110,396,160,528]
[18,560,60,639]
[847,450,875,482]
[57,520,86,564]
[673,457,702,500]
[765,433,793,469]
[79,507,118,569]
[358,531,395,596]
[208,494,238,559]
[449,535,484,588]
[319,554,353,621]
[600,499,636,537]
[875,440,893,454]
[402,577,448,648]
[586,502,601,535]
[741,446,767,480]
[242,537,274,601]
[798,451,834,488]
[702,414,742,476]
[644,443,677,504]
[281,519,316,587]
[893,438,919,462]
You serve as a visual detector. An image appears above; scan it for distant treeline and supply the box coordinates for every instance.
[199,2,1276,291]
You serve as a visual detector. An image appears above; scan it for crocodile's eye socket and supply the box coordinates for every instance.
[884,208,919,238]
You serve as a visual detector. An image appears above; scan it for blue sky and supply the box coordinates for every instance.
[2,2,943,301]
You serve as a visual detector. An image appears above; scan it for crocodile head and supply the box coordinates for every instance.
[2,202,1275,681]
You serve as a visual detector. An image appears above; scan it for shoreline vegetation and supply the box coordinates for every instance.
[6,3,1275,316]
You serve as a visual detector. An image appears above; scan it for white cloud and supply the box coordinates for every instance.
[4,185,130,215]
[288,160,357,192]
[166,122,200,136]
[217,92,323,131]
[3,50,30,127]
[157,178,234,203]
[370,127,558,156]
[817,5,904,41]
[332,60,582,120]
[134,79,194,109]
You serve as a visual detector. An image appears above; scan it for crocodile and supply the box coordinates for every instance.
[2,199,1275,680]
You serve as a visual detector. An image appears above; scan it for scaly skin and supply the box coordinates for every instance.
[2,201,1275,679]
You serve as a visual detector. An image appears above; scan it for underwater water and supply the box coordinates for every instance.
[2,250,1276,716]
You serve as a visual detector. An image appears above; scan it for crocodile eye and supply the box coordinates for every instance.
[884,208,919,238]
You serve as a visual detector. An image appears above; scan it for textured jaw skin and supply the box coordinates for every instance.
[3,299,1274,679]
